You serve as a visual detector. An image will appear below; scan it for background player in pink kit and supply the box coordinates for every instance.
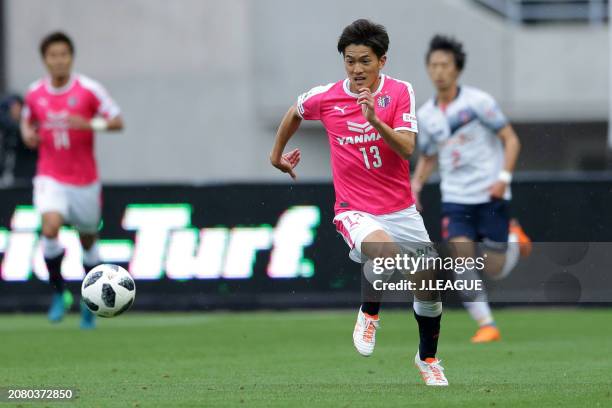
[270,19,448,386]
[20,32,124,329]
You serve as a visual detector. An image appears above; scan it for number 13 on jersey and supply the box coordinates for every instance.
[359,146,382,169]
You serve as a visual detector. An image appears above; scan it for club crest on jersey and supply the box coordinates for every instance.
[68,96,78,107]
[458,108,476,124]
[377,95,391,108]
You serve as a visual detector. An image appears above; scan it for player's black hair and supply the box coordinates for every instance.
[426,35,466,71]
[337,19,389,58]
[40,31,74,57]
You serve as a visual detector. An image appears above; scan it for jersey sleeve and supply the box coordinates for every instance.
[473,91,507,132]
[296,84,332,121]
[92,84,121,119]
[392,81,418,133]
[416,111,437,156]
[80,76,121,119]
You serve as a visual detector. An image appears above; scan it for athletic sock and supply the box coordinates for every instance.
[456,263,495,326]
[496,233,520,280]
[82,242,101,270]
[462,300,495,327]
[361,259,384,316]
[42,236,63,258]
[413,300,442,360]
[42,237,65,293]
[361,302,380,316]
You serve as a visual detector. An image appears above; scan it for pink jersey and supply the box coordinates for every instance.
[22,73,120,185]
[297,74,418,215]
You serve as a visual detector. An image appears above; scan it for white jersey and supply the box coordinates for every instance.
[417,86,510,204]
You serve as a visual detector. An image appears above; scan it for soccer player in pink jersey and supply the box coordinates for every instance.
[20,32,124,329]
[270,20,448,386]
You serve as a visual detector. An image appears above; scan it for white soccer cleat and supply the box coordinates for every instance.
[414,351,449,386]
[353,309,379,357]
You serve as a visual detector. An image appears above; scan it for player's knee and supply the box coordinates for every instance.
[447,237,476,258]
[484,263,504,279]
[361,240,399,261]
[483,250,506,279]
[414,286,441,302]
[41,222,61,238]
[41,213,63,238]
[413,271,442,301]
[449,235,473,243]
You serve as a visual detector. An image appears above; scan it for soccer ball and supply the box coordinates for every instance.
[81,264,136,317]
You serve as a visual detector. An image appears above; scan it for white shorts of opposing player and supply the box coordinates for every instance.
[34,176,101,234]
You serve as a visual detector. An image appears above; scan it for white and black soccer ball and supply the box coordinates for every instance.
[81,264,136,317]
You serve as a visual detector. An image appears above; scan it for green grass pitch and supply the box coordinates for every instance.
[1,309,611,407]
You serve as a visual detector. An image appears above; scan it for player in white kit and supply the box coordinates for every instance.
[412,35,531,343]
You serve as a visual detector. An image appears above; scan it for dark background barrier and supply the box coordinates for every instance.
[0,179,611,311]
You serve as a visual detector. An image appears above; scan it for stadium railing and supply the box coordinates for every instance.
[473,0,609,24]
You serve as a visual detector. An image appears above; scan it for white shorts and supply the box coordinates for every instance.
[333,205,433,263]
[33,176,102,234]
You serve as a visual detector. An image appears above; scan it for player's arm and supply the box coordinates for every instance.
[412,153,437,192]
[269,105,302,180]
[20,117,39,149]
[411,154,438,211]
[20,99,39,149]
[374,124,415,159]
[67,115,124,132]
[99,115,124,131]
[490,124,521,199]
[497,124,520,173]
[358,88,414,159]
[68,81,124,131]
[474,92,519,199]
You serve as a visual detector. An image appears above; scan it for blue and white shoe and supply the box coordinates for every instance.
[80,300,96,330]
[48,290,72,323]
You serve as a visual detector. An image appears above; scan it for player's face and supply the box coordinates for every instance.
[427,50,460,91]
[343,44,386,92]
[43,42,73,80]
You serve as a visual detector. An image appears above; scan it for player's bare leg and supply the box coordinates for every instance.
[449,236,500,343]
[480,220,532,281]
[79,232,100,329]
[41,212,72,322]
[481,243,517,281]
[352,230,398,356]
[359,230,447,385]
